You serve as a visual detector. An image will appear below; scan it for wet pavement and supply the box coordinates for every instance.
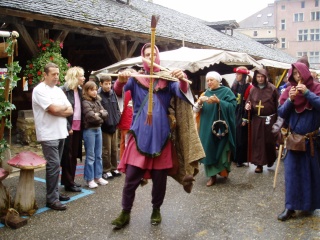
[0,144,320,240]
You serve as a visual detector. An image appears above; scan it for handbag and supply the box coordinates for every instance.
[211,103,228,139]
[285,133,306,152]
[285,115,306,152]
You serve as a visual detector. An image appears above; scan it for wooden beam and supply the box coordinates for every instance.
[74,49,106,55]
[102,40,117,63]
[127,41,139,58]
[120,39,127,60]
[37,28,47,43]
[53,30,69,42]
[104,37,121,61]
[12,23,38,56]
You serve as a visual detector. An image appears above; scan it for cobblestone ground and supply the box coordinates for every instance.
[0,143,320,240]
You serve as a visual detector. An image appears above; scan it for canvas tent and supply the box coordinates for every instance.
[257,59,291,70]
[257,58,292,88]
[92,47,262,75]
[92,47,264,95]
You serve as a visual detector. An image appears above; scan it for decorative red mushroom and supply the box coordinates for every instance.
[0,168,10,216]
[7,151,46,216]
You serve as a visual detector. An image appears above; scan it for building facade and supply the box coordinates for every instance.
[275,0,320,69]
[237,0,320,69]
[236,4,278,48]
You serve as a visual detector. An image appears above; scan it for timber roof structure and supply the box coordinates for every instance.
[0,0,296,63]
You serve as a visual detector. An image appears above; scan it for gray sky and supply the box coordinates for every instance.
[152,0,274,22]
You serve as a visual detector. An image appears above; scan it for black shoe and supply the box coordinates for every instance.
[111,170,121,177]
[267,162,274,167]
[65,185,82,192]
[103,172,114,179]
[236,163,245,167]
[46,201,67,211]
[74,182,81,187]
[59,193,70,201]
[278,209,295,221]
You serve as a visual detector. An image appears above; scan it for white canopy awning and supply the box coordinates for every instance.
[93,47,262,74]
[257,58,292,69]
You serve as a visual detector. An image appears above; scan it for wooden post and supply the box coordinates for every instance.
[0,38,16,140]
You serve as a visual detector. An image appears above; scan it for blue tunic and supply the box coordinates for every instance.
[124,77,187,157]
[278,91,320,210]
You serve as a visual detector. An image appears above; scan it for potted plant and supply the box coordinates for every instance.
[24,39,70,89]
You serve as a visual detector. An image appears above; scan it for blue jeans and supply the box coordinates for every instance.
[83,128,103,181]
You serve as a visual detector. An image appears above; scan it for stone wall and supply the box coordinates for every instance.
[15,110,37,145]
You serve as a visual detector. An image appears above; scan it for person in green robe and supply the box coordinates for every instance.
[193,71,236,186]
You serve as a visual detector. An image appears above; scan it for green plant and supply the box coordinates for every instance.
[24,39,70,88]
[0,37,21,161]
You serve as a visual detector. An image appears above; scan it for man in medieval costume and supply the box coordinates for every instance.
[245,69,278,173]
[193,71,236,186]
[277,62,320,221]
[231,66,252,167]
[111,43,204,229]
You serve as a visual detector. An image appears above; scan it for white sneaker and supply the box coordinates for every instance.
[87,180,98,189]
[95,178,109,185]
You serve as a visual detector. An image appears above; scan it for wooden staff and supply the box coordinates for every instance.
[247,108,252,165]
[273,144,284,189]
[141,57,192,84]
[146,15,160,125]
[103,73,177,80]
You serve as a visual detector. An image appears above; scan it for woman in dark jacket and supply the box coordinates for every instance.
[60,66,85,192]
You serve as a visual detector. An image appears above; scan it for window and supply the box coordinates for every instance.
[298,29,308,41]
[281,38,286,48]
[281,19,286,30]
[297,52,308,58]
[263,21,269,25]
[309,52,320,64]
[281,5,285,10]
[316,0,319,7]
[257,14,262,18]
[310,29,320,41]
[311,11,320,20]
[253,31,258,36]
[267,13,273,17]
[294,13,304,22]
[301,1,305,8]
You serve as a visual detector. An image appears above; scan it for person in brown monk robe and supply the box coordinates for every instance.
[245,69,279,173]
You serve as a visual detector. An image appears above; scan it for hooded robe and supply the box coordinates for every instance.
[246,69,278,166]
[278,62,320,210]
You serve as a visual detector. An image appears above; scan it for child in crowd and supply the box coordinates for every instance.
[98,74,122,180]
[82,81,109,188]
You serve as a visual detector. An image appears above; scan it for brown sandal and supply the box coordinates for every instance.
[206,176,216,186]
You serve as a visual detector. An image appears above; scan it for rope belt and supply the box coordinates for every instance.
[255,113,276,118]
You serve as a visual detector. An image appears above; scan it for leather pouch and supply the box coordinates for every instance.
[286,133,306,152]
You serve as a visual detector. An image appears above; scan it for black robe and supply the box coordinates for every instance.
[232,81,251,164]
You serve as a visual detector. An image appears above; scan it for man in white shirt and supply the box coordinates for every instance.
[32,62,73,210]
